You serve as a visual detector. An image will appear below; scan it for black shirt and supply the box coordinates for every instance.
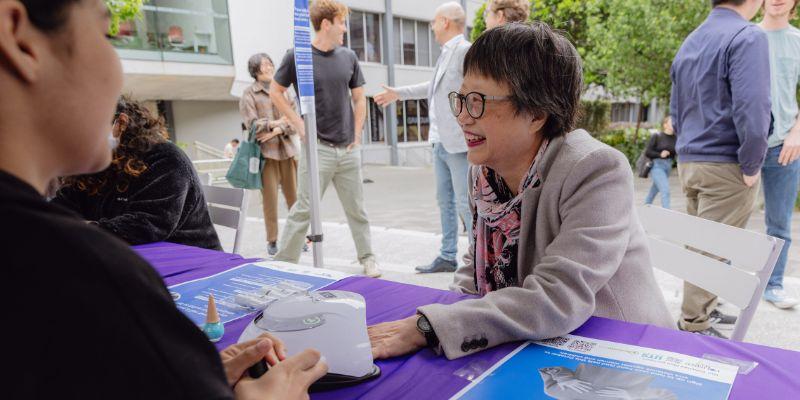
[645,132,677,159]
[274,46,366,145]
[1,171,233,399]
[53,141,222,250]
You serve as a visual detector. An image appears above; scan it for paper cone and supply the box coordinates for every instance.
[206,293,220,323]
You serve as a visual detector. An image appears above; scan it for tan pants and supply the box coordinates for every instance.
[677,162,759,331]
[261,158,298,243]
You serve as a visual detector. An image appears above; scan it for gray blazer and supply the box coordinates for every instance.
[418,130,674,360]
[394,35,470,154]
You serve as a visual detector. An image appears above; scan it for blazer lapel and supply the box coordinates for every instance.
[432,37,459,92]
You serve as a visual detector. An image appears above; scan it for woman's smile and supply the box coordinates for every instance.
[465,131,486,147]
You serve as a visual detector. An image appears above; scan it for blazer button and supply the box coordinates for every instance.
[479,338,488,347]
[461,342,471,352]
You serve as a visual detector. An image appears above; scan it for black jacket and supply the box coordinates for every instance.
[53,142,222,250]
[1,170,233,399]
[645,132,677,160]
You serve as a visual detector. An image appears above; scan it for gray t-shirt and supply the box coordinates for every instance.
[274,46,365,145]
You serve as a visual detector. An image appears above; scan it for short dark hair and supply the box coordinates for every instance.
[711,0,746,6]
[247,53,273,80]
[463,22,583,139]
[231,139,240,144]
[21,0,81,32]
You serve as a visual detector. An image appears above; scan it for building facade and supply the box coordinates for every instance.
[112,0,483,165]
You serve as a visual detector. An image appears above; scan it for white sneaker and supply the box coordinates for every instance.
[764,288,799,309]
[361,256,382,278]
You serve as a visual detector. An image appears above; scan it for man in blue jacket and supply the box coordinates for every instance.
[670,0,771,338]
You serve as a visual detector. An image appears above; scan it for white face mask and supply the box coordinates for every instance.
[108,119,120,151]
[108,132,119,151]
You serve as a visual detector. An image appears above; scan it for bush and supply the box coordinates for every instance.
[576,100,611,135]
[596,128,651,168]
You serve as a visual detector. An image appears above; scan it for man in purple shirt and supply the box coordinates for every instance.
[670,0,771,338]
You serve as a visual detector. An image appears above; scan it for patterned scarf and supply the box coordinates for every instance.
[473,139,549,295]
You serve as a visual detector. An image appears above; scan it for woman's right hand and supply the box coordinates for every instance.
[660,150,670,158]
[234,349,328,400]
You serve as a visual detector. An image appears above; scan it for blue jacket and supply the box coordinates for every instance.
[670,7,771,176]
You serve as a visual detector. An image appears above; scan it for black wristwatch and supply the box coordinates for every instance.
[416,313,439,348]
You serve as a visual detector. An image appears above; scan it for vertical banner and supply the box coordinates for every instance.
[293,0,315,115]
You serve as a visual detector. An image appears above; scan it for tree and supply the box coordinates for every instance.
[105,0,146,35]
[586,0,708,140]
[471,1,608,85]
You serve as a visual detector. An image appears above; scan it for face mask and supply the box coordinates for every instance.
[108,119,119,151]
[108,132,119,151]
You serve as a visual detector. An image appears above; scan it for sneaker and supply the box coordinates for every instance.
[267,241,278,256]
[709,309,737,326]
[415,257,457,273]
[764,288,799,309]
[361,256,382,278]
[677,322,728,339]
[302,243,310,252]
[693,326,728,339]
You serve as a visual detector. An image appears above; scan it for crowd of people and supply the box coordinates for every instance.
[2,0,798,398]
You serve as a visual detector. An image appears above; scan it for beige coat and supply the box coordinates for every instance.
[418,130,674,360]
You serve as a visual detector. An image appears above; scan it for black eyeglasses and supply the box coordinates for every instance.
[448,91,511,119]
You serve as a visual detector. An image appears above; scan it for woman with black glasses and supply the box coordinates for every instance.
[368,22,673,361]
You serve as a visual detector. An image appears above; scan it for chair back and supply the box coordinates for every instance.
[202,184,249,254]
[638,205,783,341]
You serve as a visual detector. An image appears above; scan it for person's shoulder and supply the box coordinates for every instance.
[144,141,191,169]
[787,25,800,42]
[335,46,359,61]
[559,130,629,174]
[733,23,768,47]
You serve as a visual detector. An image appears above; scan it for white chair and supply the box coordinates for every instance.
[202,184,249,254]
[637,204,784,341]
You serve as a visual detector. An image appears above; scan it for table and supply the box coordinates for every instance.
[135,243,800,399]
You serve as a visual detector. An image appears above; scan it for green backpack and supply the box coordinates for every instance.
[225,123,263,189]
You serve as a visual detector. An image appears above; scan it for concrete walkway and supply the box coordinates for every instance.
[218,165,800,352]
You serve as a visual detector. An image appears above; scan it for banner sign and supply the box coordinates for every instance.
[293,0,315,115]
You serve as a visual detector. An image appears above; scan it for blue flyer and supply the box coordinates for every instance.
[452,334,738,400]
[168,262,349,326]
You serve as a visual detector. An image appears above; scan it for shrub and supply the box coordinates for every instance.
[576,100,611,135]
[596,128,651,168]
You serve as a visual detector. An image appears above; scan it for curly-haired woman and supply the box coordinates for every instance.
[53,96,222,250]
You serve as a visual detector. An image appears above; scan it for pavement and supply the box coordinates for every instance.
[215,165,800,353]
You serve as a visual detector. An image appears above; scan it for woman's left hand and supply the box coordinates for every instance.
[368,316,427,360]
[219,334,288,386]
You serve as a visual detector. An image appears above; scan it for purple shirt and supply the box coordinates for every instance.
[670,7,771,176]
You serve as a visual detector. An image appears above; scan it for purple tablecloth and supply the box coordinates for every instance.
[135,243,800,400]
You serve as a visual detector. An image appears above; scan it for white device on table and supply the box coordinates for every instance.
[238,290,380,390]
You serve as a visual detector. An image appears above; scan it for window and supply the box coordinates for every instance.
[349,11,365,61]
[345,11,382,63]
[395,99,430,143]
[365,13,382,63]
[394,17,438,67]
[363,98,385,144]
[111,0,233,64]
[402,19,416,66]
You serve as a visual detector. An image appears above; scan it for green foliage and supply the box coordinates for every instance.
[105,0,146,36]
[575,100,610,134]
[596,128,651,168]
[532,0,607,85]
[471,3,487,42]
[585,0,708,105]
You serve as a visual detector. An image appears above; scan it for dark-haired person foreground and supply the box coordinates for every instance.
[368,22,673,361]
[0,0,325,398]
[54,97,222,250]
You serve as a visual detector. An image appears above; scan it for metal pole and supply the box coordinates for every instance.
[460,0,468,37]
[384,0,399,165]
[303,110,324,268]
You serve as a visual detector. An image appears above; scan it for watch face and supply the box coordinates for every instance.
[417,315,431,332]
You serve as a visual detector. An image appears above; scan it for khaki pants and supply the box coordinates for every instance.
[261,158,298,243]
[274,144,373,263]
[677,162,759,331]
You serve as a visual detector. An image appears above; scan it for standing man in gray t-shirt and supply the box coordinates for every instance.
[270,0,380,277]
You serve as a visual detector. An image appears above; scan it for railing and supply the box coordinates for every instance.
[194,140,226,160]
[192,157,231,186]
